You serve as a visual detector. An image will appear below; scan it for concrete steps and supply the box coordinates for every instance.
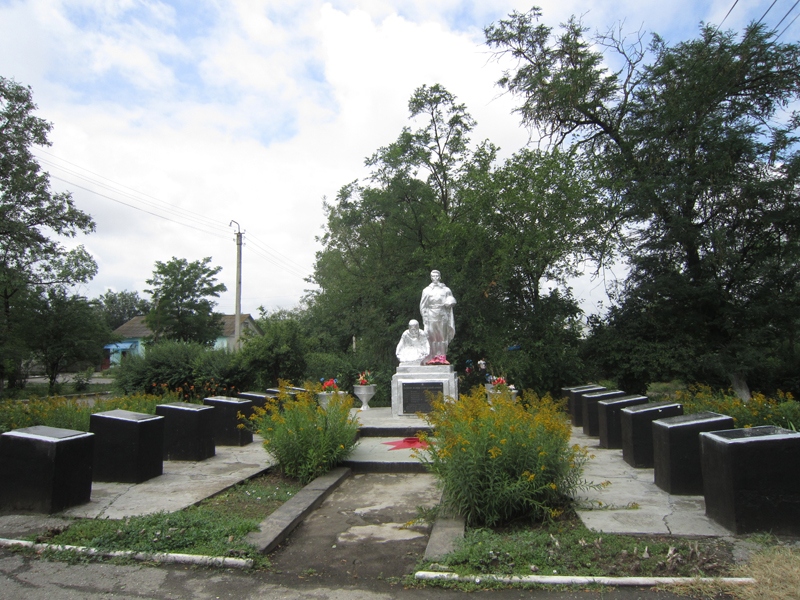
[346,408,431,473]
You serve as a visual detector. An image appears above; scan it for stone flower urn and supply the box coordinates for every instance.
[352,384,377,411]
[317,391,342,409]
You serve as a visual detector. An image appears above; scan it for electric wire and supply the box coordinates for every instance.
[246,234,310,276]
[36,152,230,234]
[39,151,313,279]
[48,174,231,240]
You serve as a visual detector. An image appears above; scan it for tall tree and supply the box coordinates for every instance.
[27,288,112,393]
[144,257,227,345]
[486,10,800,396]
[0,77,97,391]
[97,289,151,330]
[310,84,603,392]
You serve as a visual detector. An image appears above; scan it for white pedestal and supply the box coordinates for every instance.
[391,365,458,418]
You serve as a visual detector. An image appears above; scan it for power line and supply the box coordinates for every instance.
[39,150,316,278]
[48,174,232,240]
[246,234,312,275]
[37,153,231,235]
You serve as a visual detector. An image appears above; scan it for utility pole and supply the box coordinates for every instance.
[230,220,243,351]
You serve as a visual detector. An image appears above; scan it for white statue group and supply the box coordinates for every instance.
[396,270,457,366]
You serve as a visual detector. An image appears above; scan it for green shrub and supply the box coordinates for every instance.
[114,340,204,395]
[678,384,800,430]
[113,340,253,399]
[192,347,250,397]
[248,382,359,484]
[418,387,595,527]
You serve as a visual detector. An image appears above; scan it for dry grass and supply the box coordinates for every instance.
[734,546,800,600]
[672,545,800,600]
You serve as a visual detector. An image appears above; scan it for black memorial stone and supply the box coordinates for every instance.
[652,412,734,495]
[598,395,649,449]
[620,401,683,468]
[561,385,592,419]
[569,386,606,428]
[0,425,94,513]
[402,382,443,414]
[90,410,164,483]
[582,390,627,437]
[237,391,277,410]
[203,396,253,446]
[701,426,800,535]
[155,402,216,461]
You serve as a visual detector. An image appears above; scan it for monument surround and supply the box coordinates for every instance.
[391,364,458,417]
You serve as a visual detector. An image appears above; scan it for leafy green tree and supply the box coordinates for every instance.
[144,257,226,345]
[1,77,97,392]
[486,9,800,396]
[27,288,113,393]
[97,289,151,330]
[235,308,312,389]
[310,84,604,392]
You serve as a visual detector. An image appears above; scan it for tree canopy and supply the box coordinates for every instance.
[97,289,151,330]
[486,8,800,395]
[144,257,227,346]
[309,84,604,392]
[1,77,97,391]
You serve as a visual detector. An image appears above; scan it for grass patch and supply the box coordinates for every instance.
[423,510,734,579]
[32,471,302,568]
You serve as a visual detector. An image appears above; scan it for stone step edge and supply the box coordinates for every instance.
[245,467,351,554]
[357,426,432,438]
[247,465,464,563]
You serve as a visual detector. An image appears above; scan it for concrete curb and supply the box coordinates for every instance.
[245,467,351,554]
[0,538,253,568]
[423,514,465,560]
[422,487,466,562]
[414,571,757,586]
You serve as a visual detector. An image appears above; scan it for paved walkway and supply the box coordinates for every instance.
[572,427,731,536]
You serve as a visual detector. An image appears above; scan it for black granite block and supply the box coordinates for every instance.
[598,395,649,449]
[701,426,800,535]
[620,401,684,468]
[569,385,606,428]
[582,390,627,437]
[652,412,734,495]
[0,426,94,513]
[203,396,254,446]
[237,391,278,410]
[155,402,216,461]
[90,410,164,483]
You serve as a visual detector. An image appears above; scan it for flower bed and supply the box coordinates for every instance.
[417,388,595,526]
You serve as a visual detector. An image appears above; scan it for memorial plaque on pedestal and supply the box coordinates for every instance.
[402,382,443,414]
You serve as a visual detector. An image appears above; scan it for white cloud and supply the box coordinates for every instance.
[3,0,795,318]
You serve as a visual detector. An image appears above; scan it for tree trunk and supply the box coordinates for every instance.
[728,373,751,402]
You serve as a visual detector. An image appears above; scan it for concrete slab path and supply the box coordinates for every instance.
[63,438,272,520]
[572,426,731,536]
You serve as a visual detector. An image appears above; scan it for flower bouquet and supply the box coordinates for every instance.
[427,355,450,365]
[353,371,377,411]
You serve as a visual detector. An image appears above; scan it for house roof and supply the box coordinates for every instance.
[113,316,151,338]
[113,314,263,339]
[220,314,264,337]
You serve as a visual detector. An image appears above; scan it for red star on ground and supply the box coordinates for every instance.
[382,437,429,450]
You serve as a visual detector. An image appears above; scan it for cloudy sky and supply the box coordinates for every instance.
[1,0,796,319]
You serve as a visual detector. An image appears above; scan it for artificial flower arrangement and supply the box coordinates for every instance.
[356,370,375,385]
[321,378,339,392]
[427,355,450,365]
[489,375,516,392]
